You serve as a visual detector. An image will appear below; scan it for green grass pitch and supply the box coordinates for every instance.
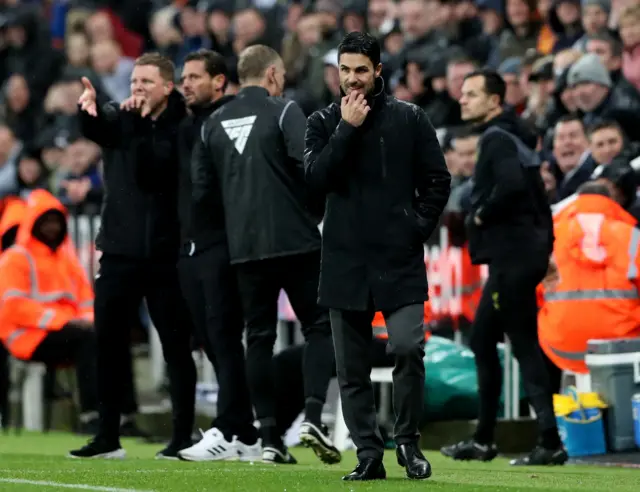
[0,432,638,491]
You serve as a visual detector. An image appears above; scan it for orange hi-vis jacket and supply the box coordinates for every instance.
[538,194,640,373]
[0,190,94,360]
[0,197,26,249]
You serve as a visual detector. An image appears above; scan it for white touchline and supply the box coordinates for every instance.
[0,478,156,492]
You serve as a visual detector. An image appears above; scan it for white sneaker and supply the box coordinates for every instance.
[177,428,237,461]
[233,436,262,462]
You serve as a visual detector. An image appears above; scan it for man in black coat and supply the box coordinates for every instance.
[440,69,567,466]
[304,32,451,481]
[69,53,196,460]
[193,45,338,466]
[173,49,260,462]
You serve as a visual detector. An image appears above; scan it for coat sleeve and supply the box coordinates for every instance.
[191,120,216,207]
[0,252,69,332]
[413,109,452,241]
[474,131,527,225]
[78,96,123,149]
[281,100,326,221]
[304,110,358,193]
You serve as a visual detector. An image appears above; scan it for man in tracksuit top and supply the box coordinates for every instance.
[70,53,197,460]
[192,44,339,465]
[172,50,261,462]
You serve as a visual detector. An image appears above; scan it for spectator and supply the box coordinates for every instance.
[568,52,640,142]
[618,3,640,91]
[497,0,540,62]
[16,146,49,198]
[548,0,584,52]
[1,73,42,144]
[573,0,611,51]
[550,114,595,201]
[498,57,527,114]
[588,119,626,165]
[90,40,134,103]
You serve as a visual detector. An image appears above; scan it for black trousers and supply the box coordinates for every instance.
[469,262,559,447]
[94,254,196,444]
[178,244,257,444]
[273,338,394,437]
[30,325,100,413]
[331,302,426,460]
[235,250,334,442]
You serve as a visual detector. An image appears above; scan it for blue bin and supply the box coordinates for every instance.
[556,388,607,458]
[633,394,640,449]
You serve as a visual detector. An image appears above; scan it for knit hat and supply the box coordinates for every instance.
[498,57,523,76]
[567,53,612,88]
[582,0,611,15]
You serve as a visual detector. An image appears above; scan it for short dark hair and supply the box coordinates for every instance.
[237,44,281,83]
[184,49,228,90]
[135,52,175,82]
[578,181,612,197]
[588,32,623,58]
[452,125,482,142]
[555,113,585,131]
[463,69,506,105]
[587,119,625,139]
[338,31,381,67]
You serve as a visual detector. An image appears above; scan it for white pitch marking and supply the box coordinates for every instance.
[0,478,156,492]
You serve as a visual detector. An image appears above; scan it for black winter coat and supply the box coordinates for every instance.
[78,91,187,260]
[177,95,235,256]
[467,110,553,267]
[304,81,451,312]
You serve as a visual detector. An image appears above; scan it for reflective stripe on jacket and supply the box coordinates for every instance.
[538,194,640,373]
[0,190,94,360]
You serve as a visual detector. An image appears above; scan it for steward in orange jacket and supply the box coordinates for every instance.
[0,190,101,428]
[539,184,640,374]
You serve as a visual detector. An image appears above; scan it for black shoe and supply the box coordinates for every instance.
[441,439,498,462]
[68,438,125,459]
[510,445,568,466]
[157,440,193,460]
[262,444,297,464]
[299,421,341,465]
[342,458,386,481]
[396,443,432,480]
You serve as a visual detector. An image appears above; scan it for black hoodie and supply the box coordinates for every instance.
[467,109,553,266]
[177,95,235,256]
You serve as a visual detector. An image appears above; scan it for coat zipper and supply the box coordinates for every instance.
[380,137,387,178]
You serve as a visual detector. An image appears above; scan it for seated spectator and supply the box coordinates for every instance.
[539,181,640,378]
[0,190,100,432]
[0,190,142,435]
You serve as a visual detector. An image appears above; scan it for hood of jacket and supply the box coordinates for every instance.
[555,194,637,268]
[477,107,538,149]
[16,190,68,250]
